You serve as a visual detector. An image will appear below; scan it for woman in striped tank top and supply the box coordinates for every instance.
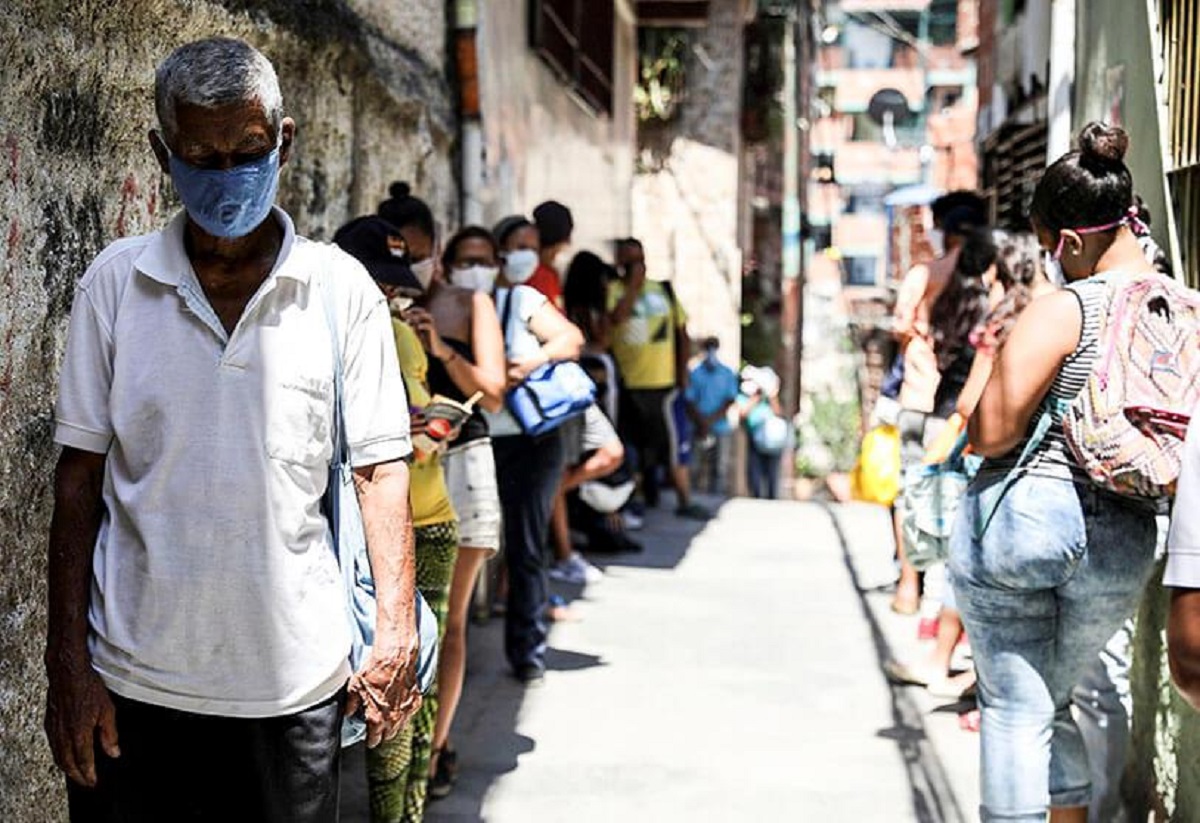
[949,123,1160,823]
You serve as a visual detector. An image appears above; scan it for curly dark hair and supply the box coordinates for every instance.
[1030,122,1133,233]
[930,228,994,371]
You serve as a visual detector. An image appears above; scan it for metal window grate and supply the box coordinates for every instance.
[980,120,1048,233]
[531,0,615,115]
[1162,0,1200,285]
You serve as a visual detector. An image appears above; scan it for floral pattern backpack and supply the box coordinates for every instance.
[1060,272,1200,497]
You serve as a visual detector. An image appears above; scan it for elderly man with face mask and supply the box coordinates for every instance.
[45,38,421,822]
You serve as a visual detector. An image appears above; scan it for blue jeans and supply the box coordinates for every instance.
[493,430,566,674]
[949,475,1156,821]
[746,448,780,499]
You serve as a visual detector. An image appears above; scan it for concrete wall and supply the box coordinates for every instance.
[0,2,454,818]
[472,0,637,255]
[1073,0,1172,259]
[632,0,746,360]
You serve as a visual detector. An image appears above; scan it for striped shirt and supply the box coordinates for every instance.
[980,276,1110,483]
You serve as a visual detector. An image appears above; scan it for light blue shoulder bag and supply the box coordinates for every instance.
[318,271,438,748]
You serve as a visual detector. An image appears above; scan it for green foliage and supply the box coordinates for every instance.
[635,29,688,124]
[809,390,861,472]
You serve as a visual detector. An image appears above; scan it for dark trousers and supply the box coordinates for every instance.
[493,429,566,673]
[619,387,672,506]
[747,448,781,500]
[67,688,345,823]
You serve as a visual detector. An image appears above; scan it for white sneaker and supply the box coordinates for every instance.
[548,553,604,586]
[621,510,645,530]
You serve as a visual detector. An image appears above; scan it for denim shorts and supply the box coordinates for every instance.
[949,473,1156,821]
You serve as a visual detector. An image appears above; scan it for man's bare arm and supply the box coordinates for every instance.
[350,458,421,747]
[1168,588,1200,710]
[44,447,119,787]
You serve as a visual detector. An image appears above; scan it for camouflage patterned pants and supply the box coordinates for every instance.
[366,520,458,823]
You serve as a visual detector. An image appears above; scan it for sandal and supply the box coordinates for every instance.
[883,659,934,687]
[427,745,459,801]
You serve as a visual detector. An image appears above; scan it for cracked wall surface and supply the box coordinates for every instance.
[0,2,454,817]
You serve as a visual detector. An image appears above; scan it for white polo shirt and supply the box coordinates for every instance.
[54,208,411,717]
[1167,409,1200,589]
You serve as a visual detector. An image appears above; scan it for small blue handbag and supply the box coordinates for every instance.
[500,289,595,436]
[320,271,438,748]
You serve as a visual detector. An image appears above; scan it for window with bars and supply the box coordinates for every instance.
[1160,0,1200,286]
[530,0,616,115]
[980,121,1048,233]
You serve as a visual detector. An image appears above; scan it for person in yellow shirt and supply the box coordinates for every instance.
[334,215,458,823]
[608,238,708,519]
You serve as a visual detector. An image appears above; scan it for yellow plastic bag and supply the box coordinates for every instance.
[851,424,901,506]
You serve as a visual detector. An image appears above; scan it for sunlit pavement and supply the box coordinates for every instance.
[343,497,979,822]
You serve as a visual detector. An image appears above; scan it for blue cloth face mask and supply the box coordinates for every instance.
[167,145,281,238]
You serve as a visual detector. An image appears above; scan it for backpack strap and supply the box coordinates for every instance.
[498,287,515,351]
[973,400,1055,540]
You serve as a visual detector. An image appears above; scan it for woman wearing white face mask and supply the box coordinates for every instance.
[416,225,511,801]
[487,214,585,684]
[378,188,509,803]
[493,215,542,287]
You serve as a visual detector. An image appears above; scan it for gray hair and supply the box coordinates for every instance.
[155,37,283,143]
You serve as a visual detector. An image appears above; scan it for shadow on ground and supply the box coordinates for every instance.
[343,493,721,822]
[821,502,971,823]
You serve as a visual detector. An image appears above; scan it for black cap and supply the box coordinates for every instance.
[332,216,422,291]
[533,200,573,247]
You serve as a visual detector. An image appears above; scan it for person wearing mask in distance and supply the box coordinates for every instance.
[490,215,586,683]
[952,123,1160,823]
[529,199,573,307]
[686,336,740,495]
[333,215,463,822]
[46,38,420,822]
[609,237,710,519]
[378,182,442,292]
[424,225,508,801]
[492,215,541,291]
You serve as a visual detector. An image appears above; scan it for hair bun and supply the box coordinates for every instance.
[1078,122,1129,169]
[389,181,412,199]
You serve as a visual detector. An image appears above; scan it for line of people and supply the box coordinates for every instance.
[43,37,753,823]
[881,121,1200,823]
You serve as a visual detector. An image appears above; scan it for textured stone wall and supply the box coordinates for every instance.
[0,2,454,818]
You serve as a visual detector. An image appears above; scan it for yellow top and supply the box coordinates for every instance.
[392,319,456,527]
[607,280,687,390]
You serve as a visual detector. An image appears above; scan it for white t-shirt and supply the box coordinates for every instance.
[483,285,548,438]
[1167,409,1200,588]
[54,208,411,717]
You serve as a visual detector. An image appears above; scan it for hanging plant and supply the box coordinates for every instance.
[635,30,688,124]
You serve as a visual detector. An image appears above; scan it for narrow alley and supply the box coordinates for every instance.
[344,496,979,822]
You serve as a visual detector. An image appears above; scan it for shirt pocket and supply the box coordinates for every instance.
[265,376,333,467]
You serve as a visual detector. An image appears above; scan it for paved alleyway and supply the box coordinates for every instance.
[343,498,979,822]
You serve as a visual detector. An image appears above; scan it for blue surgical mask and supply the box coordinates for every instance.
[167,145,281,238]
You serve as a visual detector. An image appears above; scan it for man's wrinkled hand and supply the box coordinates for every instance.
[45,656,120,787]
[345,641,422,748]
